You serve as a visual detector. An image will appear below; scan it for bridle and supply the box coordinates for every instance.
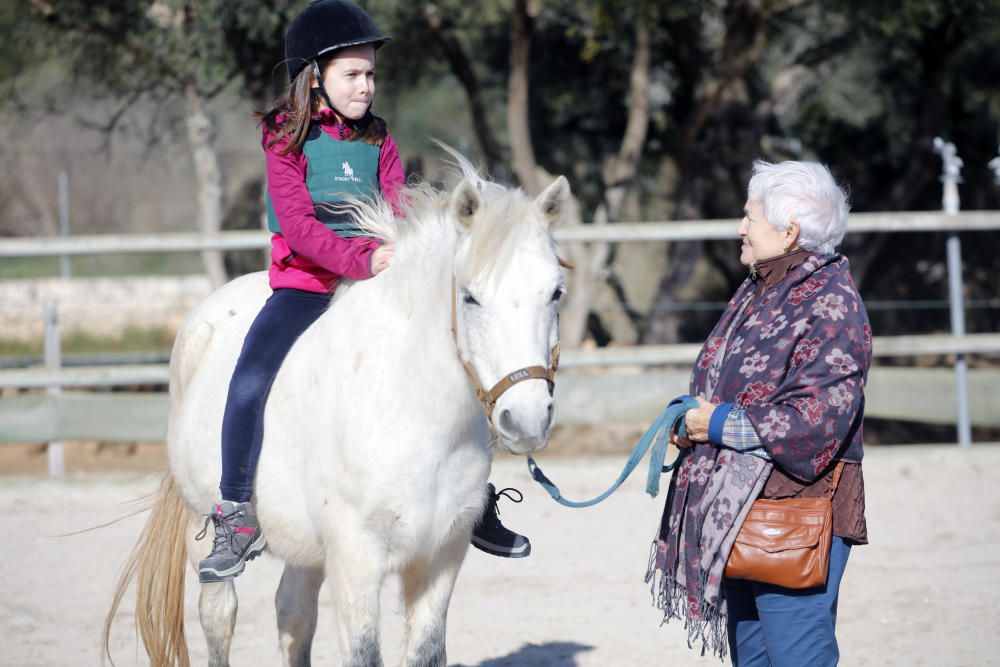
[449,273,561,423]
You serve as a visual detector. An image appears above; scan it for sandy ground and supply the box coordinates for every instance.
[2,444,999,667]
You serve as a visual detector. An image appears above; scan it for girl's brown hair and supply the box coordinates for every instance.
[258,55,388,155]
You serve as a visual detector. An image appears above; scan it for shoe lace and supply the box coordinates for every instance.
[194,506,245,553]
[489,486,524,518]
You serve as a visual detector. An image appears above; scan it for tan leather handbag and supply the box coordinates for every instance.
[724,462,844,589]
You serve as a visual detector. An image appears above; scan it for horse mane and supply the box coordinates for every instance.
[335,143,552,286]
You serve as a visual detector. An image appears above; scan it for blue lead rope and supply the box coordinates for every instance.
[526,395,699,508]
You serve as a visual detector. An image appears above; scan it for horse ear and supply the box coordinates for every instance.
[451,179,481,229]
[535,175,571,229]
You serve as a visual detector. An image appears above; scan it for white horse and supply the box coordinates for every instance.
[104,153,571,667]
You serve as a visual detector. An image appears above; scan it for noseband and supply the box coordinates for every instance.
[450,274,560,422]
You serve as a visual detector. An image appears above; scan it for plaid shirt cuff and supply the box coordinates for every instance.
[722,408,771,460]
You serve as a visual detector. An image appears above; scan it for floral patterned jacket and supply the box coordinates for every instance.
[694,252,872,482]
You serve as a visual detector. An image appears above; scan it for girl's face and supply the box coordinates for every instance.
[317,45,376,121]
[737,199,798,267]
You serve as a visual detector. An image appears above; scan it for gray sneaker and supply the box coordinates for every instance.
[471,484,531,558]
[196,501,267,583]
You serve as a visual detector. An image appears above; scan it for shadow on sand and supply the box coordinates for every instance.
[455,641,595,667]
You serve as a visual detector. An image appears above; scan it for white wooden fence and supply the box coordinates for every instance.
[2,211,999,473]
[3,335,999,443]
[1,211,999,257]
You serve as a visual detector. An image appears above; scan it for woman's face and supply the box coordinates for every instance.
[737,199,795,267]
[318,45,376,121]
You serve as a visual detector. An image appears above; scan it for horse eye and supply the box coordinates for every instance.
[463,292,480,306]
[552,287,564,302]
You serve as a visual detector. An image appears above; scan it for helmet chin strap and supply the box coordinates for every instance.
[310,59,342,120]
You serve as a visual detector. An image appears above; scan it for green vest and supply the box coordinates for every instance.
[267,125,381,238]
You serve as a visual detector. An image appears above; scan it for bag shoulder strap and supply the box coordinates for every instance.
[826,461,846,498]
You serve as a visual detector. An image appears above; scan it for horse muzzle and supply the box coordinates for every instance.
[493,390,554,454]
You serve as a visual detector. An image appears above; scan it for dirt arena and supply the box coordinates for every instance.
[2,444,998,666]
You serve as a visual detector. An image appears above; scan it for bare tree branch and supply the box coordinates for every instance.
[563,8,654,347]
[74,87,147,153]
[794,32,852,67]
[600,18,652,223]
[201,65,241,101]
[507,0,542,195]
[677,0,769,166]
[425,4,509,172]
[27,0,182,84]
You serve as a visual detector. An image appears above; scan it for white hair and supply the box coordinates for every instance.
[747,160,850,254]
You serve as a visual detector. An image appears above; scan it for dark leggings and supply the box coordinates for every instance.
[219,288,331,502]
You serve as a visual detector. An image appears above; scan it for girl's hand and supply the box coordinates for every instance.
[669,395,714,447]
[370,244,394,275]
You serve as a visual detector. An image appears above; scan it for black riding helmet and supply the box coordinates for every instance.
[285,0,391,81]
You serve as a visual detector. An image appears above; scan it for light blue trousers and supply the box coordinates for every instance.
[724,536,852,667]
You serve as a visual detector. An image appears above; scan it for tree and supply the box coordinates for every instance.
[372,0,998,346]
[386,0,655,346]
[12,0,997,344]
[22,0,296,287]
[602,0,1000,342]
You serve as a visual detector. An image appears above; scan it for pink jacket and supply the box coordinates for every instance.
[264,109,404,293]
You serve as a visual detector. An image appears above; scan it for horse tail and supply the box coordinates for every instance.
[103,473,192,667]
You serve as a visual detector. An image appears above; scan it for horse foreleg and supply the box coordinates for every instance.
[399,537,468,667]
[325,540,386,667]
[275,564,324,667]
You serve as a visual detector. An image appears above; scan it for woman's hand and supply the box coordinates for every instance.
[669,395,715,448]
[370,244,395,275]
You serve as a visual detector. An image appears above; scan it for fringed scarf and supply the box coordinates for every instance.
[645,252,872,658]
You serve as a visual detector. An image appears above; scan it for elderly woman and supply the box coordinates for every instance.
[647,160,870,666]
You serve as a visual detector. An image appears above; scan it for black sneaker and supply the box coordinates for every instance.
[471,483,531,558]
[195,501,267,583]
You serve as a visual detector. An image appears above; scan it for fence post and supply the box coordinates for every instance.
[933,137,972,447]
[58,170,71,278]
[44,300,65,476]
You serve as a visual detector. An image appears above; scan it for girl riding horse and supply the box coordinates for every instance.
[198,0,530,584]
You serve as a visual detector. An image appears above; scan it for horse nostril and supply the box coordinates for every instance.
[545,402,555,428]
[497,408,517,435]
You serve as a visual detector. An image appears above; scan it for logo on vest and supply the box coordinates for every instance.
[762,527,782,537]
[335,160,361,183]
